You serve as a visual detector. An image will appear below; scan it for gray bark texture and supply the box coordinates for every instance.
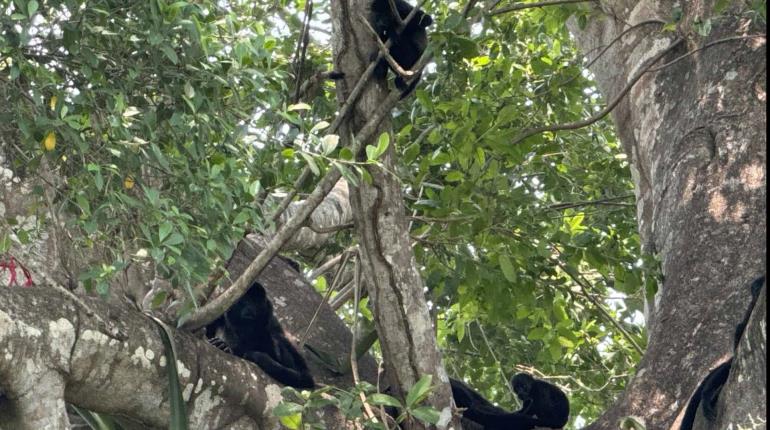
[568,1,766,429]
[0,240,374,429]
[0,285,266,430]
[329,0,459,428]
[279,179,353,251]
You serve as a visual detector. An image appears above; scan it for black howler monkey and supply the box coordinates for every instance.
[451,373,570,429]
[679,275,765,429]
[205,281,315,389]
[370,0,433,99]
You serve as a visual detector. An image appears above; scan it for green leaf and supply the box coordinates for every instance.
[445,170,463,182]
[233,210,250,225]
[273,402,304,416]
[148,316,189,430]
[159,221,173,242]
[278,414,302,429]
[405,374,432,408]
[496,104,518,125]
[160,45,179,64]
[365,145,377,161]
[274,402,303,429]
[548,338,562,361]
[333,161,358,186]
[27,0,39,16]
[376,132,390,157]
[288,103,311,111]
[300,152,320,175]
[248,180,261,197]
[321,134,339,155]
[410,406,440,425]
[183,82,195,99]
[339,147,354,160]
[454,321,466,344]
[499,255,517,283]
[164,233,184,246]
[311,120,330,133]
[403,142,420,164]
[527,327,548,340]
[557,336,575,348]
[369,394,402,408]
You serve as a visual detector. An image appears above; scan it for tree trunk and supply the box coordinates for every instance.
[568,2,766,429]
[329,0,459,428]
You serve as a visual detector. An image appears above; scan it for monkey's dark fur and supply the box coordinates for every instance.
[370,0,432,98]
[205,281,315,389]
[679,275,765,429]
[451,373,569,429]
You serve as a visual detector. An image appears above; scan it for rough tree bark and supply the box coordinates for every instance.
[0,236,377,429]
[567,2,766,429]
[1,285,272,430]
[329,0,459,428]
[279,179,353,251]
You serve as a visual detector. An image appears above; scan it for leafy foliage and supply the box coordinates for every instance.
[0,0,656,427]
[0,0,326,298]
[275,378,440,429]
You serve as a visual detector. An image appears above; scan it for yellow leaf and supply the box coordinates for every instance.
[124,175,135,189]
[43,132,56,151]
[49,95,57,110]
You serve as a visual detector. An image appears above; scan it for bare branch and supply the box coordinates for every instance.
[545,194,635,210]
[490,0,594,16]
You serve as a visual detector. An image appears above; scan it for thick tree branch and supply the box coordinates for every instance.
[0,286,267,429]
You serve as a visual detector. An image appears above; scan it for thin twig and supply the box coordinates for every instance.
[308,245,358,280]
[300,250,352,346]
[351,252,379,423]
[558,20,666,88]
[476,321,517,397]
[328,280,356,310]
[510,38,684,146]
[407,186,424,231]
[305,222,355,235]
[462,0,480,19]
[545,193,635,210]
[552,254,644,355]
[490,0,594,15]
[271,169,311,223]
[291,0,314,103]
[297,70,345,99]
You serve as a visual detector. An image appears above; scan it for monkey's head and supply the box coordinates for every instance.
[511,373,535,397]
[225,281,273,328]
